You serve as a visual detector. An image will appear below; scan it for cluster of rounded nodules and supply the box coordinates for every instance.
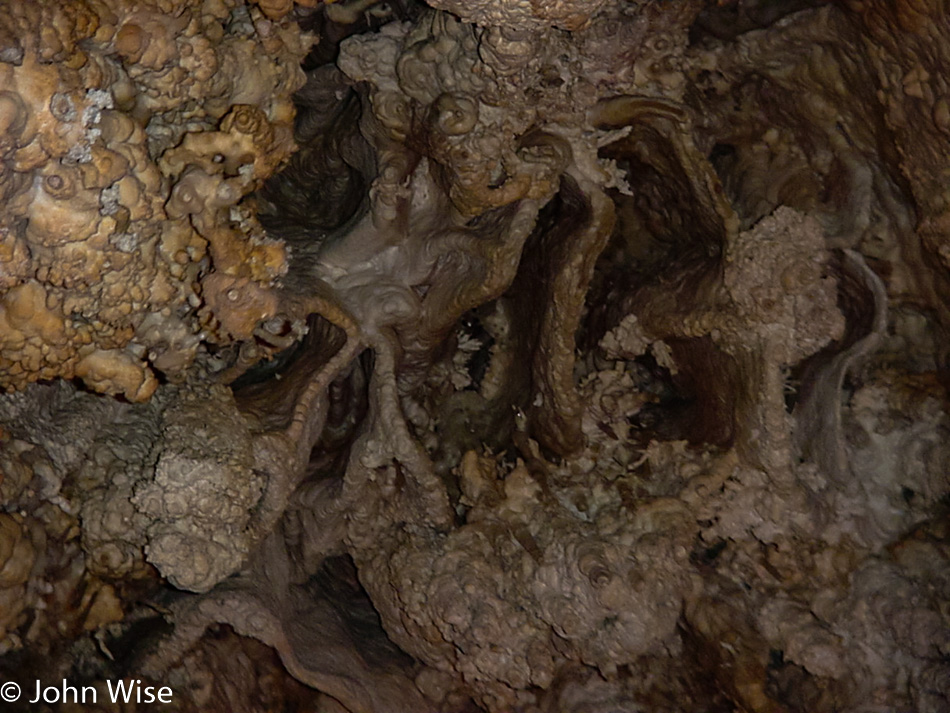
[0,0,311,400]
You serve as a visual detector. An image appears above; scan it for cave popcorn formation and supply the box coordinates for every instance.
[0,1,949,712]
[0,0,308,399]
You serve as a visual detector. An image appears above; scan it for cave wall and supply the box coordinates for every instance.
[0,1,948,712]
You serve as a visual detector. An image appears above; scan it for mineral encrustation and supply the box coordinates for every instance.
[1,1,948,712]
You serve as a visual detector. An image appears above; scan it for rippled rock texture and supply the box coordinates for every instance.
[1,1,948,712]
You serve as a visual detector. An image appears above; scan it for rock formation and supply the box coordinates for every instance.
[1,1,947,711]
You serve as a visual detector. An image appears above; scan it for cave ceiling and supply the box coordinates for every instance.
[0,0,948,711]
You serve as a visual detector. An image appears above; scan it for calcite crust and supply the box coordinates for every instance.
[0,1,949,713]
[0,0,309,400]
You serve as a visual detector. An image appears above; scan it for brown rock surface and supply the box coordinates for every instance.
[0,2,948,712]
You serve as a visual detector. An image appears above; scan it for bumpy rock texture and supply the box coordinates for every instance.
[1,1,949,712]
[0,0,309,400]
